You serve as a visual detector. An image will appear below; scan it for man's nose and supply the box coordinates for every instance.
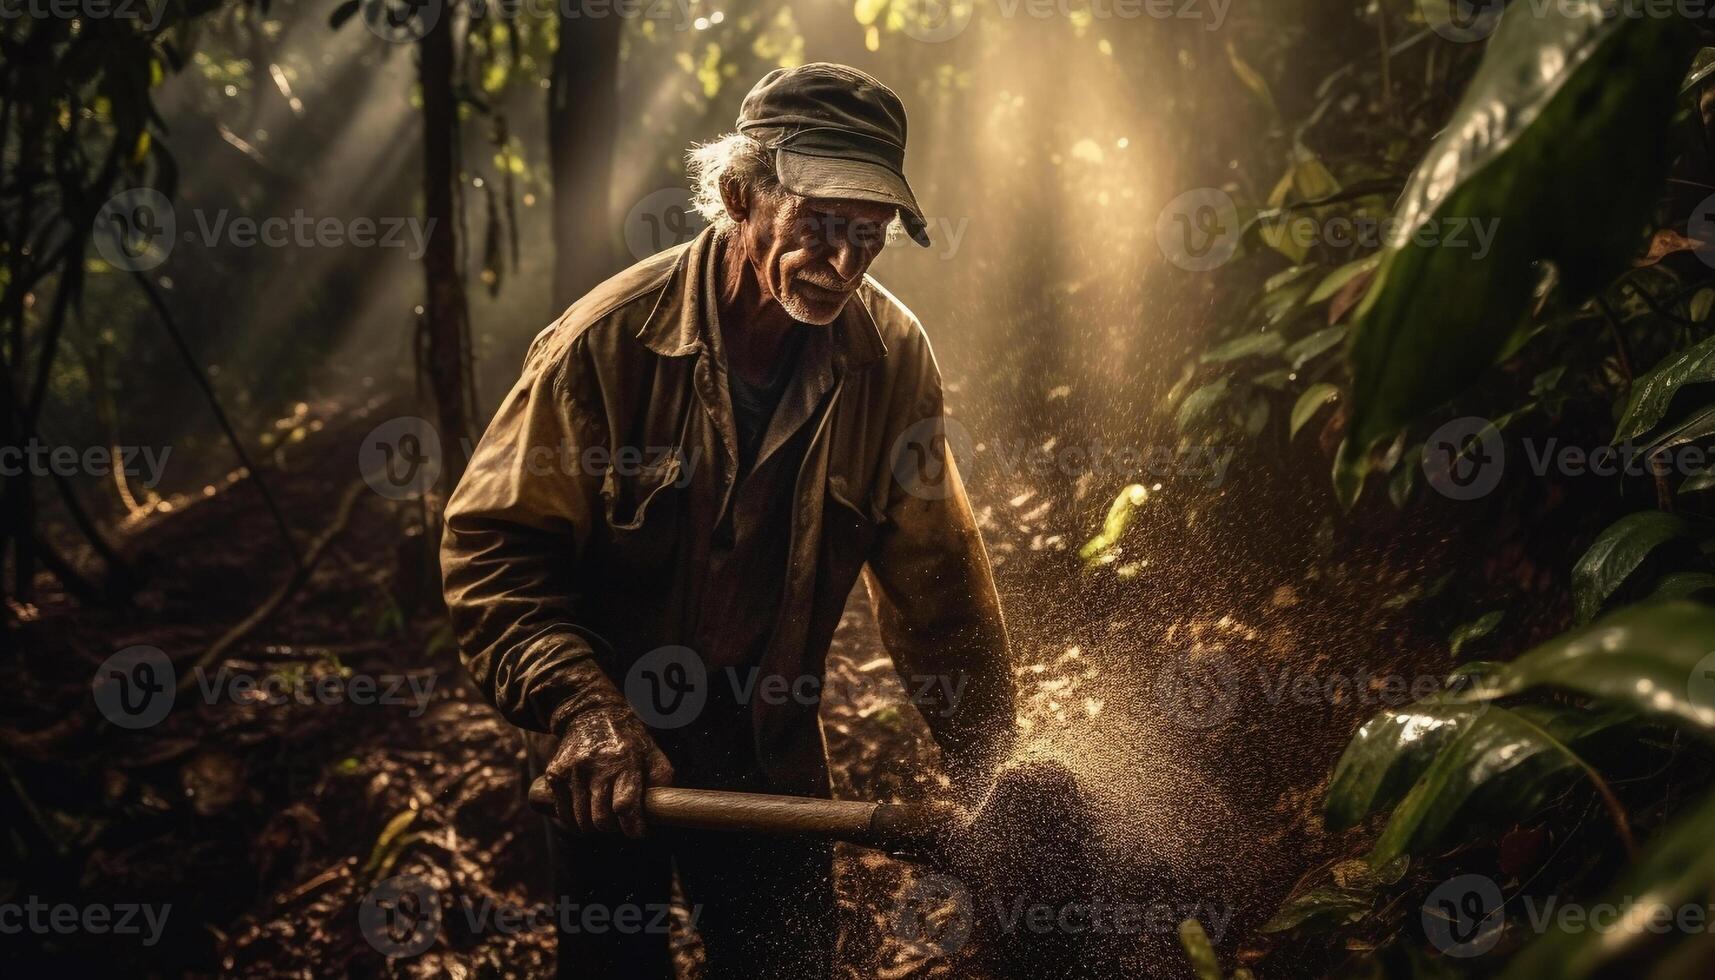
[827,234,869,283]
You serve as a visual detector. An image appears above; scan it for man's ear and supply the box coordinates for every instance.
[718,175,748,226]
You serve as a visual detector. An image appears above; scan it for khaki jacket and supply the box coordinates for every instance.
[440,227,1014,793]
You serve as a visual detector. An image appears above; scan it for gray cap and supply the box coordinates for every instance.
[737,63,930,247]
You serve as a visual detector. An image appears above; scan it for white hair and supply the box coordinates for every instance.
[686,131,780,233]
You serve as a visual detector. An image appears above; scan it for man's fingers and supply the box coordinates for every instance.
[588,770,619,834]
[551,773,578,831]
[611,766,644,838]
[645,747,674,788]
[570,767,594,835]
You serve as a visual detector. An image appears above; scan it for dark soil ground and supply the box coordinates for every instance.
[0,395,1474,978]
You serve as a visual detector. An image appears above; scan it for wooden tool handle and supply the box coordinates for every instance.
[526,777,948,852]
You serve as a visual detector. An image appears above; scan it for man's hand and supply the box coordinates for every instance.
[544,705,674,838]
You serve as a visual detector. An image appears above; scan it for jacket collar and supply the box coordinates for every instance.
[634,225,888,373]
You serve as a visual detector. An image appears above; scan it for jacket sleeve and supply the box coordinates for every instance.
[861,333,1017,785]
[439,340,628,734]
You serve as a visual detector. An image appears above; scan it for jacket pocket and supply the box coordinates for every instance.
[600,455,683,531]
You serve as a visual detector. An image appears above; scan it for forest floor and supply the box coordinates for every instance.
[1,395,1465,978]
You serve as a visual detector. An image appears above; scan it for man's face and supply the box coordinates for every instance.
[735,191,896,325]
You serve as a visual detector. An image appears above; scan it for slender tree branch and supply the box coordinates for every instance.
[130,271,302,568]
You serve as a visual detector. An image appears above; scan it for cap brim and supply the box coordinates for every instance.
[775,149,931,247]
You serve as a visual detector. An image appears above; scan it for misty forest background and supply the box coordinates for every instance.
[8,0,1715,977]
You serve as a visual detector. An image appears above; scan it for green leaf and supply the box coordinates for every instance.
[1571,512,1690,622]
[1615,333,1715,442]
[1178,917,1223,980]
[1684,46,1715,93]
[1531,365,1567,397]
[1260,886,1373,934]
[1079,484,1148,563]
[1241,397,1270,437]
[1449,611,1504,656]
[1681,469,1715,495]
[1389,448,1420,508]
[1291,383,1341,439]
[1226,42,1275,116]
[1338,9,1695,490]
[1692,288,1715,324]
[1177,378,1231,430]
[1472,601,1715,734]
[1251,368,1292,390]
[1380,570,1453,611]
[1308,257,1380,306]
[1259,277,1315,327]
[1264,263,1320,294]
[363,808,419,877]
[1502,789,1715,980]
[1325,696,1485,833]
[1642,403,1715,456]
[1285,326,1347,370]
[1364,703,1633,867]
[1651,571,1715,602]
[1291,150,1340,201]
[1202,332,1286,364]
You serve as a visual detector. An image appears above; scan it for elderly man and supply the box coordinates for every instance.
[440,63,1015,979]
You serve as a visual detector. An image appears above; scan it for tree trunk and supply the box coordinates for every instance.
[548,13,624,311]
[418,10,472,491]
[3,102,43,603]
